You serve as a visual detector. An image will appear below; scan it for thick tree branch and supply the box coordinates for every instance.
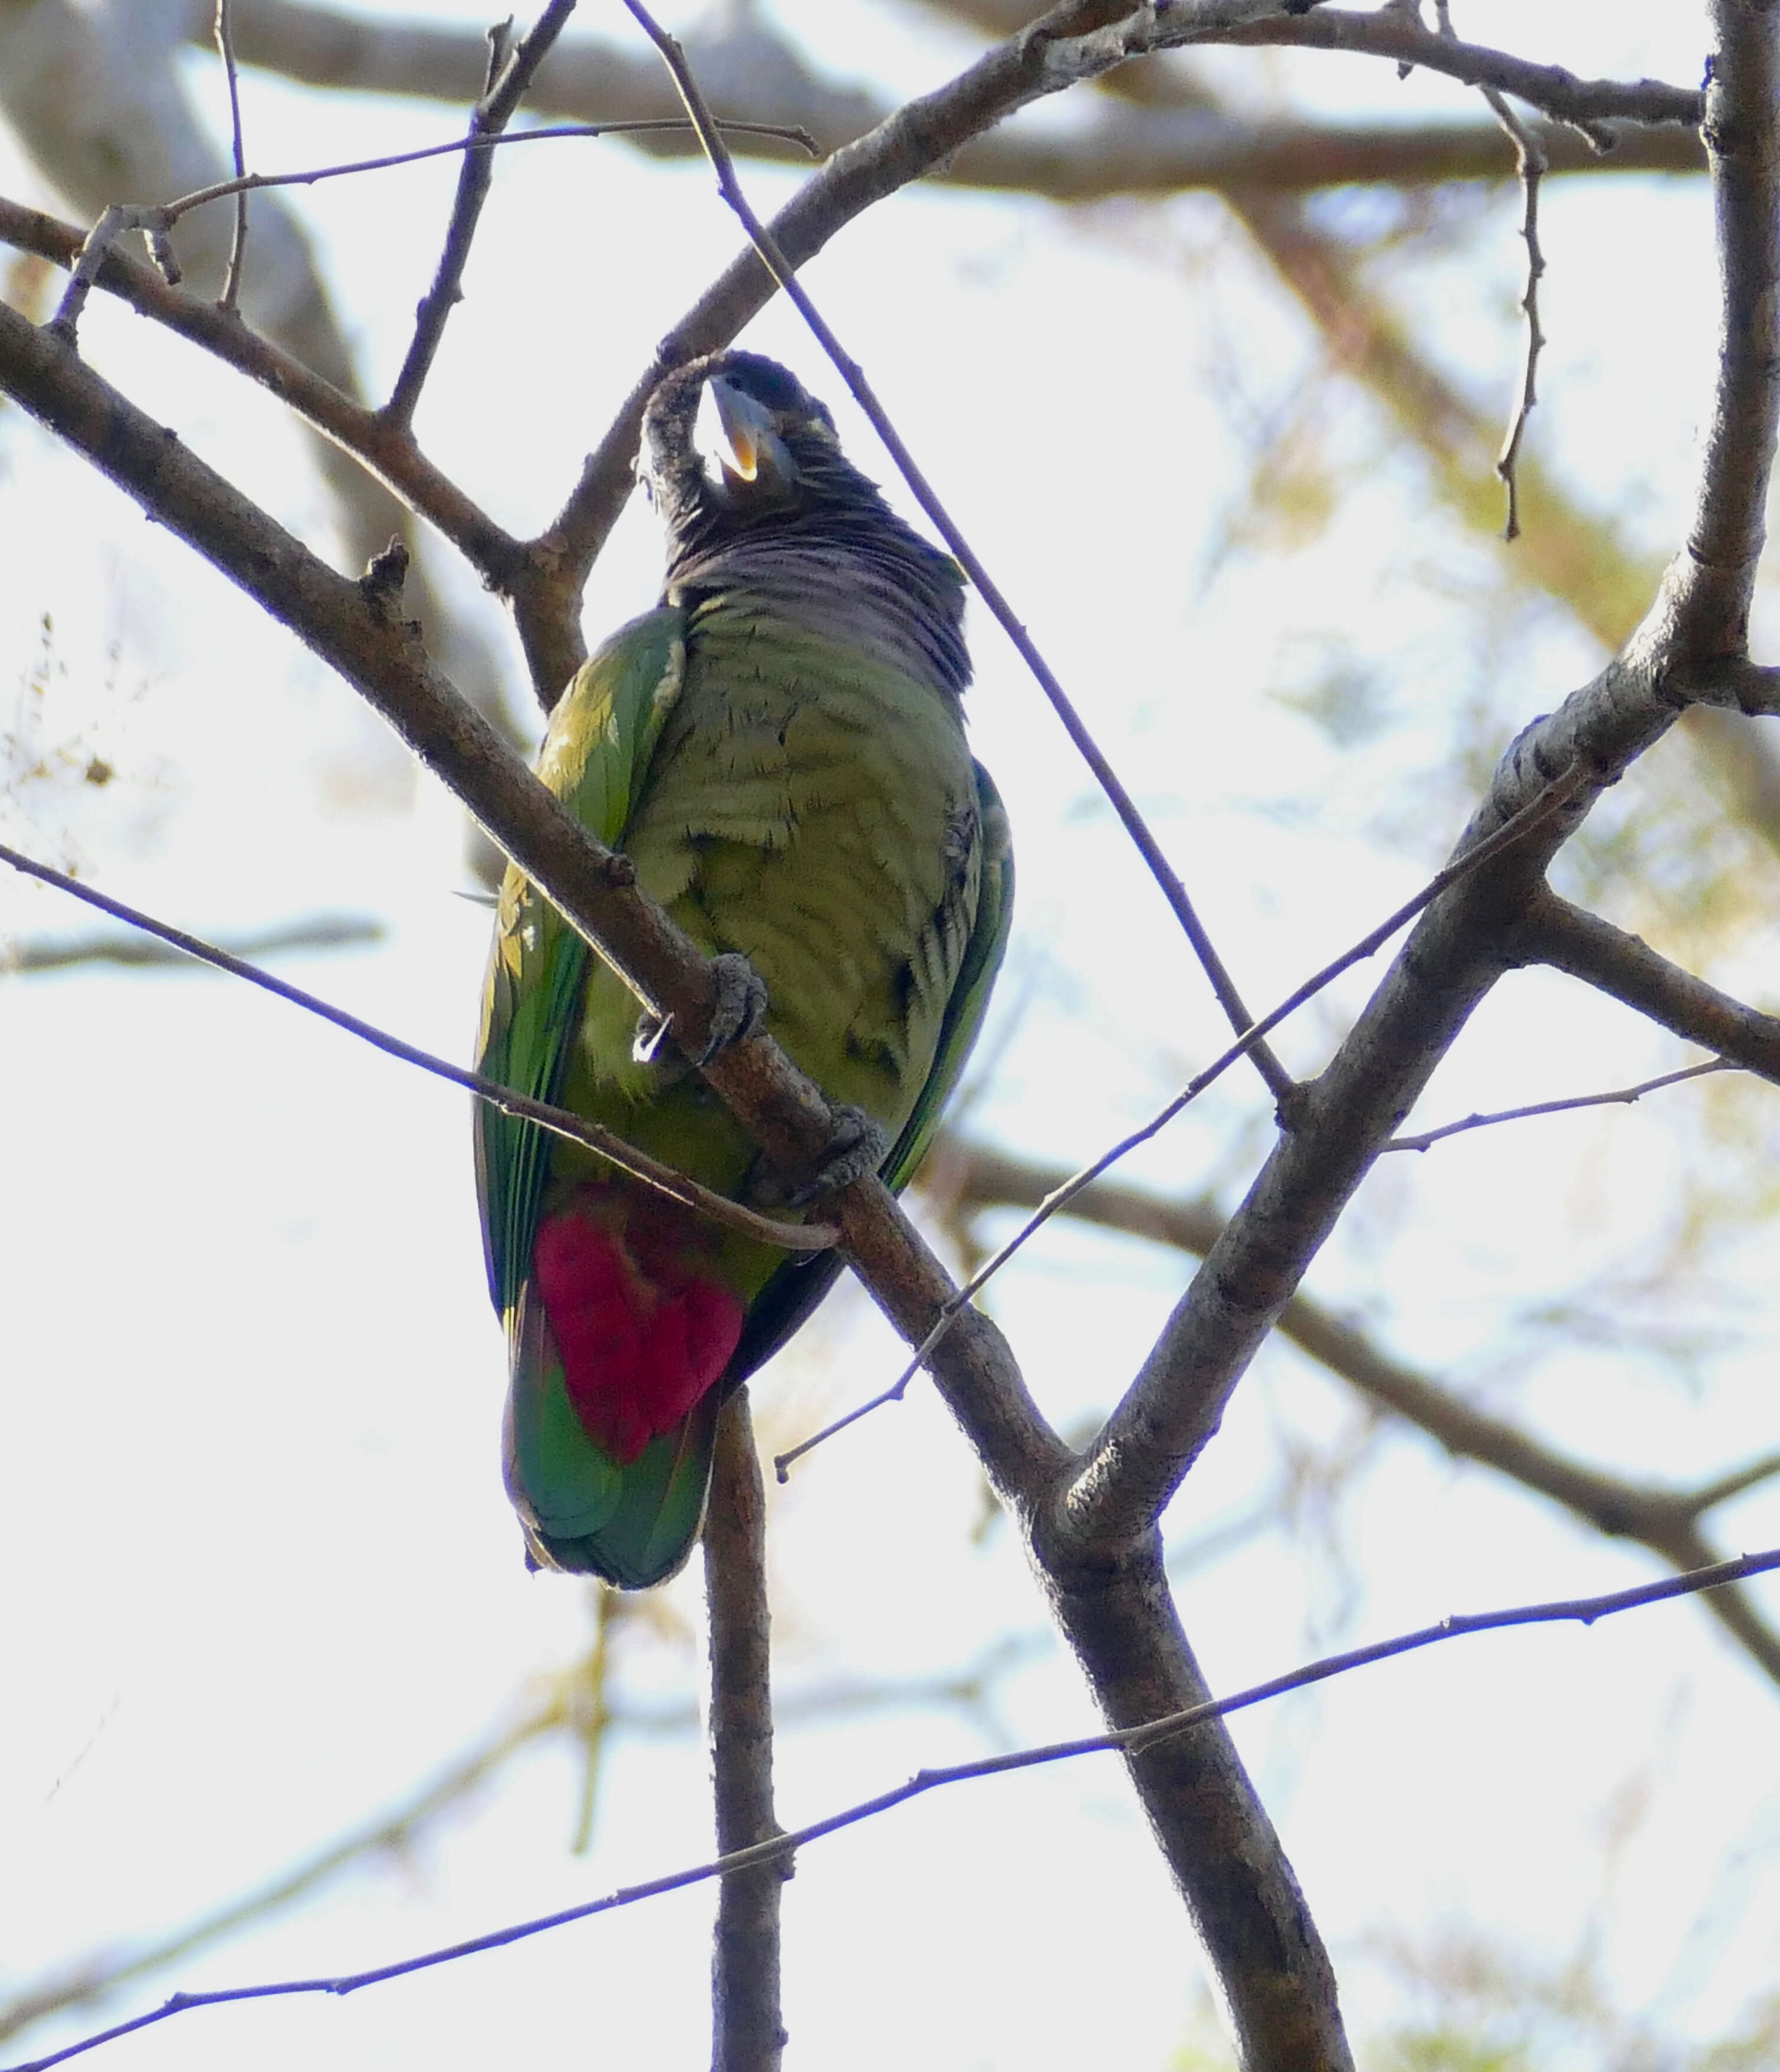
[936,1136,1780,1688]
[1053,0,1780,1566]
[1051,1534,1355,2070]
[703,1393,786,2072]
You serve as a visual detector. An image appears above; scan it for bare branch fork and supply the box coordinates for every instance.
[9,1544,1776,2072]
[2,4,1777,2067]
[773,753,1591,1479]
[937,1135,1780,1684]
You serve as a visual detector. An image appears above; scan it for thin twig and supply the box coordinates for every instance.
[703,1394,786,2072]
[773,758,1589,1477]
[1489,105,1547,539]
[619,0,1297,1105]
[1208,9,1701,132]
[10,1544,1776,2072]
[384,2,579,427]
[1526,891,1780,1091]
[1688,1451,1780,1514]
[0,842,832,1255]
[34,119,809,350]
[1384,1058,1733,1153]
[158,120,821,224]
[212,0,250,313]
[47,205,182,337]
[1436,1,1549,539]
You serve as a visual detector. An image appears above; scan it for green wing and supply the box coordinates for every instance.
[725,757,1014,1382]
[475,606,686,1315]
[474,610,694,1578]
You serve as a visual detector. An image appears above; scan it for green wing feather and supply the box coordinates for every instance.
[476,606,686,1310]
[475,609,693,1578]
[477,605,1012,1585]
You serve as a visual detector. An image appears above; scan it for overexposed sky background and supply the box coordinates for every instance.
[4,4,1780,2068]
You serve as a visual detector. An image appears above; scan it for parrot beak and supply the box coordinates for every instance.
[697,375,797,497]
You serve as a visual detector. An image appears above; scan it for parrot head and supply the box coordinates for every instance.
[641,350,971,699]
[643,350,843,520]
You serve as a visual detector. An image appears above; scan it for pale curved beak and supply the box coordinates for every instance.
[697,375,796,494]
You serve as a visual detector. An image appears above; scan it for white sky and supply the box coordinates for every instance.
[4,5,1780,2068]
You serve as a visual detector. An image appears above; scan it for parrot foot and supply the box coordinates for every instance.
[632,953,769,1068]
[753,1103,890,1208]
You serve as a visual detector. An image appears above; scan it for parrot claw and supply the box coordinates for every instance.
[632,953,769,1068]
[701,953,771,1062]
[751,1103,890,1208]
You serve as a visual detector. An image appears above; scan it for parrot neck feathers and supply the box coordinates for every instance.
[666,522,971,701]
[644,353,970,703]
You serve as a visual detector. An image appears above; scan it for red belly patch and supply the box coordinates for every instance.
[532,1188,745,1465]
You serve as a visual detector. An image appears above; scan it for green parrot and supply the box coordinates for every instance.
[474,351,1013,1588]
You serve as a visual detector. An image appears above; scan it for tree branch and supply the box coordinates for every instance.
[703,1393,787,2072]
[14,1545,1777,2072]
[211,0,251,313]
[1207,9,1701,130]
[1382,1060,1735,1153]
[0,194,523,582]
[936,1135,1780,1688]
[382,1,575,430]
[0,841,833,1251]
[1051,0,1780,1568]
[1523,891,1780,1084]
[204,2,1707,196]
[523,0,1151,689]
[0,284,1061,1498]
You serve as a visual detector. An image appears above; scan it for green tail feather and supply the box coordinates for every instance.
[501,1288,723,1588]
